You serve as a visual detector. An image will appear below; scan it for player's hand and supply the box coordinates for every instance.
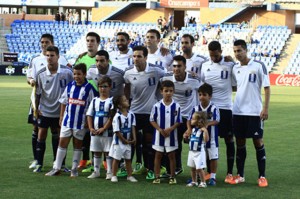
[260,108,269,121]
[96,128,105,135]
[160,47,170,56]
[129,139,136,145]
[90,128,97,135]
[158,128,167,137]
[59,117,63,127]
[187,70,198,77]
[122,139,129,145]
[29,79,36,87]
[164,128,172,137]
[224,55,234,62]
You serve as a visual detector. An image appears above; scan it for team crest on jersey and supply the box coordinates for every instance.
[148,77,156,86]
[5,66,15,75]
[221,70,229,79]
[248,72,257,83]
[185,89,192,97]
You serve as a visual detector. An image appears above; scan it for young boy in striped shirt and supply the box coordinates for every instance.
[150,80,182,184]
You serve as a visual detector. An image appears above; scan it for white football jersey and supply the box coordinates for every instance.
[186,53,207,77]
[110,48,133,71]
[147,48,173,72]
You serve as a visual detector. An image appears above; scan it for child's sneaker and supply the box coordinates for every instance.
[29,160,38,169]
[87,171,100,179]
[208,178,216,186]
[45,168,60,176]
[186,182,198,187]
[111,176,118,183]
[169,177,177,185]
[224,174,233,183]
[258,176,268,187]
[33,165,42,173]
[70,169,78,178]
[198,182,207,188]
[229,175,245,184]
[106,173,112,180]
[127,176,138,182]
[146,170,155,180]
[82,165,94,173]
[153,178,161,184]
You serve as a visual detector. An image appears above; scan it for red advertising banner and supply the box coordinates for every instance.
[160,0,208,8]
[269,74,300,86]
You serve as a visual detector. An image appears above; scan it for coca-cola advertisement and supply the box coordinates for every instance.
[269,74,300,87]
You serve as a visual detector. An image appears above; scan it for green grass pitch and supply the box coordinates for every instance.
[0,76,299,199]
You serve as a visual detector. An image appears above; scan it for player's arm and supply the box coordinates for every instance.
[35,94,41,117]
[129,125,136,145]
[115,131,129,144]
[160,46,170,56]
[201,127,209,143]
[87,116,97,135]
[59,104,66,127]
[124,83,131,100]
[164,122,180,137]
[260,86,270,121]
[150,121,167,137]
[96,118,112,135]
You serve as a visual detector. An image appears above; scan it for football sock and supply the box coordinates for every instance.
[32,130,38,160]
[136,130,143,163]
[236,145,246,177]
[54,147,66,170]
[226,141,235,174]
[256,145,266,178]
[82,132,91,160]
[210,173,216,179]
[36,139,46,166]
[72,149,82,170]
[106,156,112,174]
[94,156,101,174]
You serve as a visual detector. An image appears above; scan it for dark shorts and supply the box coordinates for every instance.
[233,115,263,139]
[27,104,37,125]
[134,114,154,135]
[218,109,233,138]
[37,116,60,129]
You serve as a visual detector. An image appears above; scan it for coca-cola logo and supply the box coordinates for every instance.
[275,74,300,86]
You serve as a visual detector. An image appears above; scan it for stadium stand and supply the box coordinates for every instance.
[284,43,300,75]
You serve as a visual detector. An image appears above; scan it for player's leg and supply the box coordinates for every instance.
[153,150,163,179]
[197,169,207,188]
[167,150,177,185]
[207,146,218,186]
[70,136,83,177]
[50,122,60,162]
[28,105,38,169]
[78,130,91,170]
[125,145,137,182]
[132,114,144,174]
[175,118,187,175]
[88,135,101,178]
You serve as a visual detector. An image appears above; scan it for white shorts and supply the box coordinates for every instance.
[187,151,206,170]
[109,144,131,160]
[90,136,113,152]
[206,143,219,160]
[152,145,178,153]
[60,126,86,140]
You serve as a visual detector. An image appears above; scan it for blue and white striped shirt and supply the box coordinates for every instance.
[112,111,136,145]
[189,128,205,152]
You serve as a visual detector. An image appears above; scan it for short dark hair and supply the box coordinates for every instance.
[198,83,213,96]
[73,63,87,74]
[147,29,161,40]
[234,39,247,50]
[133,45,148,57]
[46,46,59,55]
[208,41,221,51]
[160,80,174,90]
[98,76,112,87]
[173,55,186,65]
[41,34,54,43]
[86,32,100,43]
[117,32,130,41]
[182,34,194,44]
[96,50,109,60]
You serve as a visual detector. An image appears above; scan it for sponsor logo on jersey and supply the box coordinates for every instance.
[69,98,86,106]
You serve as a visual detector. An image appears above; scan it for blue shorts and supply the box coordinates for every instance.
[233,115,263,139]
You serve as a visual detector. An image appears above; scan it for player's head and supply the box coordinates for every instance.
[96,50,110,71]
[191,111,208,128]
[73,63,87,85]
[112,95,129,111]
[146,29,161,48]
[208,41,222,63]
[40,34,54,53]
[97,76,112,97]
[181,34,194,54]
[133,46,148,70]
[198,83,212,105]
[172,55,186,78]
[86,32,100,53]
[116,32,130,52]
[160,80,175,100]
[46,46,59,67]
[233,39,248,62]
